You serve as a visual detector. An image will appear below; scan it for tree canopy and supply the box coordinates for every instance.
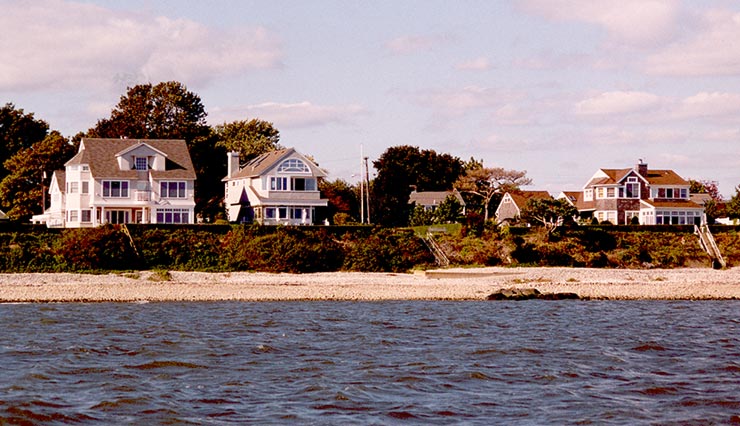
[371,145,463,227]
[215,119,281,164]
[0,103,49,182]
[455,166,531,221]
[0,131,77,220]
[519,197,577,236]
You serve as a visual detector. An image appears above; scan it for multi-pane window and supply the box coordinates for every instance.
[81,210,91,222]
[102,181,129,197]
[292,177,316,191]
[277,159,309,173]
[156,208,190,224]
[82,182,89,194]
[625,178,639,198]
[68,210,78,222]
[160,181,186,198]
[135,157,148,171]
[270,177,288,191]
[68,182,79,193]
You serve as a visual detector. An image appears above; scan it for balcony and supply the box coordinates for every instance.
[135,190,151,202]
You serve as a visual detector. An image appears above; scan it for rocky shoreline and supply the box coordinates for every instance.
[1,267,739,302]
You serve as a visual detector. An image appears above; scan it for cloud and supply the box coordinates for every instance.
[575,91,663,116]
[518,0,682,46]
[385,34,451,55]
[646,9,740,76]
[209,101,367,129]
[409,86,523,116]
[455,57,492,71]
[677,92,740,119]
[0,0,282,92]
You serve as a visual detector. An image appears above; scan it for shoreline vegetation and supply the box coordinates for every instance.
[2,224,740,302]
[1,267,740,302]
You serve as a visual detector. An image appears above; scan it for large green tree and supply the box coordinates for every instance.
[0,131,77,220]
[455,166,532,222]
[519,197,578,238]
[371,145,463,227]
[319,178,360,224]
[726,186,740,221]
[215,119,281,164]
[87,81,223,219]
[0,103,49,182]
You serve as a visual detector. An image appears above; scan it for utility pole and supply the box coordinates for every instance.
[364,155,371,224]
[360,144,365,224]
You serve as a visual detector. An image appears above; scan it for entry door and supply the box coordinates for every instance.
[106,210,129,224]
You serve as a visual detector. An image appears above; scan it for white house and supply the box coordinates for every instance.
[32,138,197,227]
[223,148,328,225]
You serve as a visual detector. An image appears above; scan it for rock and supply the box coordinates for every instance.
[486,287,580,301]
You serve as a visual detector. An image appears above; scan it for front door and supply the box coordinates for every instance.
[106,210,129,224]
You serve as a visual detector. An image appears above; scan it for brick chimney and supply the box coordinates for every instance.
[636,159,648,176]
[227,151,240,178]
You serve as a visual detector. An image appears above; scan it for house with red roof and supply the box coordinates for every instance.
[572,160,704,225]
[223,148,328,225]
[495,190,552,224]
[32,138,197,227]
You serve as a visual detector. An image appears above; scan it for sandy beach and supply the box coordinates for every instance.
[1,267,739,302]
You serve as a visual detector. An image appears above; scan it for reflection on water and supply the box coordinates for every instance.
[1,300,739,424]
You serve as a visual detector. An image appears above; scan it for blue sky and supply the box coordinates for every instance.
[3,0,740,196]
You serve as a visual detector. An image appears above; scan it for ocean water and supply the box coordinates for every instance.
[1,300,739,425]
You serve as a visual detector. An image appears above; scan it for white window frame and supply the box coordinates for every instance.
[156,208,190,224]
[270,177,288,191]
[135,156,148,171]
[278,159,310,173]
[102,180,129,198]
[160,181,187,198]
[82,181,89,194]
[68,182,79,194]
[81,210,91,223]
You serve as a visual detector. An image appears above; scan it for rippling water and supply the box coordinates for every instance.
[1,300,739,424]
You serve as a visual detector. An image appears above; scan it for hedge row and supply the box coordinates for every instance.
[0,225,434,273]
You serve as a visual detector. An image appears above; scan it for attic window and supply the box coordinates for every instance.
[135,157,148,171]
[278,159,309,173]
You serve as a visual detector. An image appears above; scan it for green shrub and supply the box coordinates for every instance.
[53,225,139,271]
[342,229,434,272]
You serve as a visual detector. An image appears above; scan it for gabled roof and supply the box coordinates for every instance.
[507,190,552,207]
[408,189,465,206]
[585,166,688,187]
[0,209,7,220]
[228,148,327,180]
[115,142,168,158]
[643,169,688,186]
[51,170,66,191]
[67,138,196,180]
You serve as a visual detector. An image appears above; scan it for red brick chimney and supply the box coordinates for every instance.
[636,159,648,176]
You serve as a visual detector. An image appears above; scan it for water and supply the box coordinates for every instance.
[1,301,739,425]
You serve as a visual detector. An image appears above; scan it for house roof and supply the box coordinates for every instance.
[586,166,688,187]
[690,193,714,205]
[408,190,465,206]
[507,190,552,207]
[67,138,196,180]
[52,170,66,191]
[228,148,327,180]
[640,199,703,209]
[0,209,7,220]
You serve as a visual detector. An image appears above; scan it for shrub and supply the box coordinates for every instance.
[342,229,434,272]
[54,225,139,271]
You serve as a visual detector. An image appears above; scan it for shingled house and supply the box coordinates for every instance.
[574,160,704,225]
[495,190,552,224]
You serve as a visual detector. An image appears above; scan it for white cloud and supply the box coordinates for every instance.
[410,86,523,116]
[385,34,450,55]
[575,91,663,116]
[677,92,740,119]
[209,101,367,129]
[455,57,492,71]
[518,0,682,46]
[0,0,282,92]
[646,9,740,76]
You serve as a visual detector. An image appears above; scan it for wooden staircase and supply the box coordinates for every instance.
[423,232,450,268]
[695,223,725,269]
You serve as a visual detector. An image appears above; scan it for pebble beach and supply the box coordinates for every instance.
[1,267,739,302]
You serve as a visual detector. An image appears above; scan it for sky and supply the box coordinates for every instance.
[3,0,740,197]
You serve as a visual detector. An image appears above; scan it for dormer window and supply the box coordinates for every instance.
[625,177,639,198]
[278,159,309,173]
[135,157,148,171]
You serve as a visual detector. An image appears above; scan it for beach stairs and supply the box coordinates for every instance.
[695,223,725,269]
[120,224,141,258]
[423,231,450,268]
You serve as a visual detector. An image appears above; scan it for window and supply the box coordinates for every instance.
[102,181,129,197]
[277,159,309,173]
[265,208,276,219]
[68,182,79,194]
[155,208,190,224]
[292,177,316,191]
[278,207,288,219]
[81,210,91,223]
[135,157,148,171]
[665,188,674,198]
[270,177,288,191]
[606,188,615,198]
[680,188,688,199]
[68,210,78,222]
[160,181,186,198]
[82,165,89,171]
[82,182,89,194]
[625,179,639,198]
[290,208,303,220]
[584,189,593,202]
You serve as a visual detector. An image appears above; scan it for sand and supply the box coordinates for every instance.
[1,267,739,302]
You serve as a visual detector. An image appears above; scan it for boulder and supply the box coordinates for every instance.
[486,287,580,301]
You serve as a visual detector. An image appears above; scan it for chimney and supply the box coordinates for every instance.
[227,151,240,178]
[636,159,648,176]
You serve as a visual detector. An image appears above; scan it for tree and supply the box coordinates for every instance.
[0,103,49,182]
[726,186,740,221]
[0,131,77,220]
[371,145,463,227]
[519,197,578,237]
[689,179,722,201]
[455,167,531,222]
[319,178,360,224]
[87,81,223,219]
[215,119,282,164]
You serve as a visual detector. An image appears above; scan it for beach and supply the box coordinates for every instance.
[1,267,739,302]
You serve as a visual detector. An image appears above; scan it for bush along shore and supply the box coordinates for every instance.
[0,223,739,273]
